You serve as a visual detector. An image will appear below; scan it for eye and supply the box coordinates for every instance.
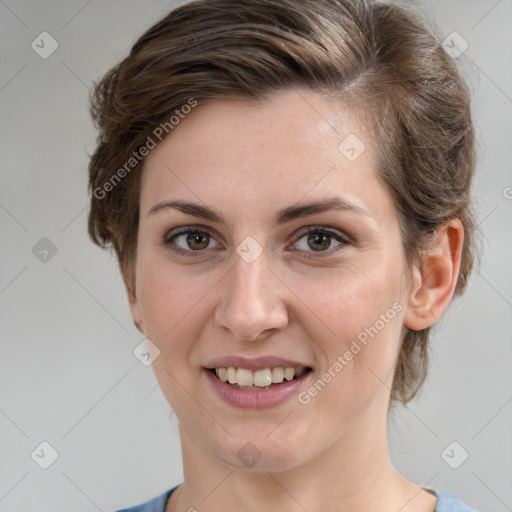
[163,227,222,256]
[290,226,350,257]
[163,225,350,258]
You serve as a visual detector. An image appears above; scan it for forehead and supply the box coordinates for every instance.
[140,89,391,224]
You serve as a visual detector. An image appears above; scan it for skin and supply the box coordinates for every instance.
[127,89,463,512]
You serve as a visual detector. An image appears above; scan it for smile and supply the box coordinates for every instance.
[213,366,308,389]
[205,366,313,408]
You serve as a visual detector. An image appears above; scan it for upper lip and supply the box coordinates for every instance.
[204,356,312,371]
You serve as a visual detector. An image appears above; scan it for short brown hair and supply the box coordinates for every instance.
[87,0,478,404]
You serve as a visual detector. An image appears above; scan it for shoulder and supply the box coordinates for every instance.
[112,486,176,512]
[433,490,478,512]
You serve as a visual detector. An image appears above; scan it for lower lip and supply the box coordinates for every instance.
[205,369,311,409]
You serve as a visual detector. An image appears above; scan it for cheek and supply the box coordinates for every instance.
[294,257,401,338]
[136,257,207,346]
[291,257,404,393]
[136,261,208,404]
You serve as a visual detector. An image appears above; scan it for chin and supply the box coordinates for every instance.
[205,430,304,473]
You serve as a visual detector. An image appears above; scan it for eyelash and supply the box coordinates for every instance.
[162,225,351,259]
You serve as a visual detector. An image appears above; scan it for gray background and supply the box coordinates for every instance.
[0,1,511,511]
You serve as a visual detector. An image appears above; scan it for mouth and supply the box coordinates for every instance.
[203,362,313,408]
[209,366,312,390]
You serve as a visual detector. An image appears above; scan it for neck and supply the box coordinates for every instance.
[168,404,435,512]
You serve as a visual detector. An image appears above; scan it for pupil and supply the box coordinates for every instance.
[188,232,208,250]
[309,233,330,251]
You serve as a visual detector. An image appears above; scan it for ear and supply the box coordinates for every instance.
[403,219,464,331]
[125,278,144,334]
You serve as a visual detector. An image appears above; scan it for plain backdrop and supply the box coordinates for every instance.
[1,1,511,511]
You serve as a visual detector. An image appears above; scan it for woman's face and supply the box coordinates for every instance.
[131,89,412,471]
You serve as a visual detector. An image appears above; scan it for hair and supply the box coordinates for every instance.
[87,0,478,404]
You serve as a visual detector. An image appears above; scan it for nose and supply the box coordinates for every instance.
[213,250,289,341]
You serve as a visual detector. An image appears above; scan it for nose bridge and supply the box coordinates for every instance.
[214,248,288,341]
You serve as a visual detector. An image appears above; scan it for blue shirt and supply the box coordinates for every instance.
[114,485,478,511]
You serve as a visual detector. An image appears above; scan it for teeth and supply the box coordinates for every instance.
[216,367,228,382]
[227,367,237,384]
[214,366,307,388]
[236,368,254,386]
[254,369,272,387]
[284,367,295,381]
[271,367,284,383]
[295,367,305,378]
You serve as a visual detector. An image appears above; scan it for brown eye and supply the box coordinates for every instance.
[292,226,350,257]
[185,232,210,250]
[307,232,332,251]
[164,227,221,256]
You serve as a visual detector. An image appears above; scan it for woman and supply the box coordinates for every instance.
[87,0,479,510]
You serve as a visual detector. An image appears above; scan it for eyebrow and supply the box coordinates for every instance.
[147,196,372,225]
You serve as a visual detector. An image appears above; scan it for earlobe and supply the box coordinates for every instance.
[403,219,464,331]
[125,280,144,333]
